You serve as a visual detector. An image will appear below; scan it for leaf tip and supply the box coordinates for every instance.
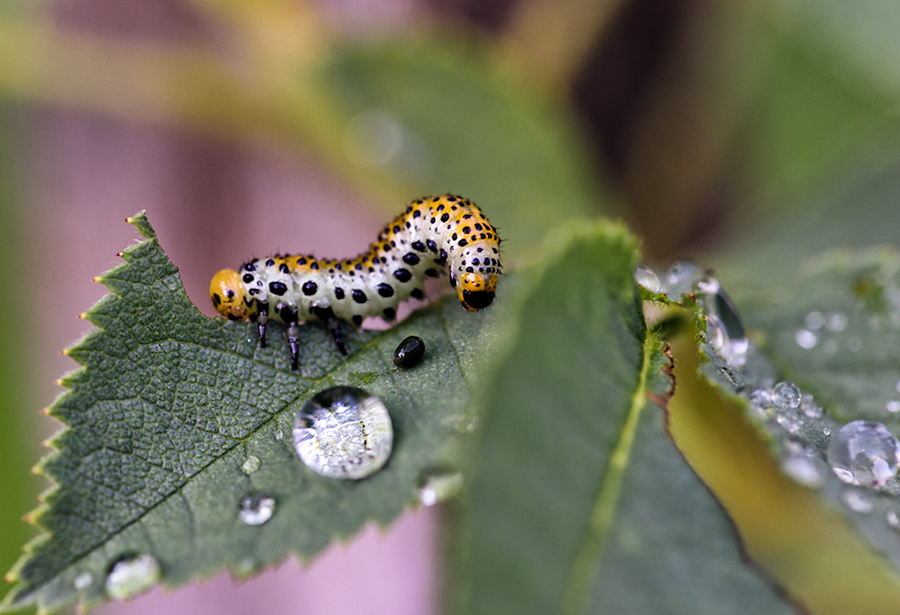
[125,210,156,240]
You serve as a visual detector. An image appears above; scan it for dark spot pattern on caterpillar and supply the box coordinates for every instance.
[209,195,502,370]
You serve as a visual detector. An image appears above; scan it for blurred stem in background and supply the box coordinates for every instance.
[0,104,39,583]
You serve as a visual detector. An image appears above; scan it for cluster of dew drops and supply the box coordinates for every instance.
[637,261,900,525]
[77,337,464,602]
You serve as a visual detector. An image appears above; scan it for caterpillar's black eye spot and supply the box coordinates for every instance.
[269,281,287,296]
[242,274,254,283]
[352,289,367,304]
[463,289,494,310]
[411,288,425,300]
[403,253,420,266]
[440,213,450,223]
[412,240,426,252]
[212,293,222,306]
[225,290,235,299]
[302,281,318,296]
[383,307,396,320]
[335,287,345,300]
[393,268,412,283]
[352,315,363,326]
[377,283,394,298]
[425,268,439,278]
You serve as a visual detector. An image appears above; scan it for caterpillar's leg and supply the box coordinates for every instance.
[280,304,300,371]
[256,301,269,348]
[327,319,348,356]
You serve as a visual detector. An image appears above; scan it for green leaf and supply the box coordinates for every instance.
[455,222,795,615]
[2,212,502,613]
[713,248,900,568]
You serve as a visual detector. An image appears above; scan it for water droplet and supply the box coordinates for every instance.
[293,386,393,480]
[775,409,803,433]
[238,492,276,526]
[805,311,825,330]
[800,393,823,418]
[274,429,284,440]
[700,281,748,367]
[841,489,874,513]
[826,312,848,332]
[772,382,801,410]
[828,420,900,486]
[105,554,161,600]
[822,339,838,354]
[847,337,863,352]
[747,388,773,418]
[888,401,900,414]
[888,510,900,531]
[782,455,823,487]
[634,265,661,293]
[663,259,702,296]
[241,455,260,475]
[795,329,817,349]
[417,469,463,506]
[74,572,94,590]
[823,427,832,436]
[393,336,426,369]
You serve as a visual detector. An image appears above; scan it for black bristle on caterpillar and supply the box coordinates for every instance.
[209,195,502,370]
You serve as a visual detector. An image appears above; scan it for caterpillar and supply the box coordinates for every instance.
[209,195,502,370]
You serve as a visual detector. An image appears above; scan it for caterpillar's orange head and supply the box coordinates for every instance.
[458,272,497,311]
[209,269,249,320]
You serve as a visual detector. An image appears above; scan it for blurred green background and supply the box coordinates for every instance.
[3,0,900,613]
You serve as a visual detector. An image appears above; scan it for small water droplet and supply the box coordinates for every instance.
[663,259,702,296]
[274,429,284,440]
[888,401,900,414]
[747,388,773,418]
[772,382,801,410]
[393,336,426,369]
[293,386,393,480]
[795,329,817,349]
[847,337,863,352]
[805,311,825,330]
[841,489,874,513]
[418,469,464,506]
[800,394,823,418]
[822,339,838,354]
[823,427,832,436]
[887,510,900,531]
[105,554,161,600]
[74,572,94,590]
[826,312,848,332]
[238,492,276,526]
[241,455,260,475]
[828,420,900,486]
[634,265,661,293]
[782,455,823,487]
[775,409,803,433]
